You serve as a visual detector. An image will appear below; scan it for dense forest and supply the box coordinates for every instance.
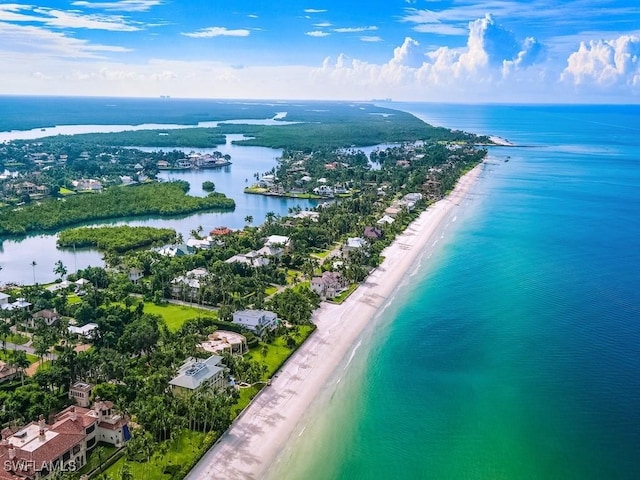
[0,181,234,236]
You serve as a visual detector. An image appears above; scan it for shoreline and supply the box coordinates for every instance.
[185,161,486,480]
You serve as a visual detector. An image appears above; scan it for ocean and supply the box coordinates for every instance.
[269,104,640,480]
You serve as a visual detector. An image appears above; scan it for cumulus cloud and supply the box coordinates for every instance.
[182,27,250,38]
[316,14,544,92]
[562,35,640,87]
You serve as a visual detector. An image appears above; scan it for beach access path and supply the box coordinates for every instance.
[185,162,484,480]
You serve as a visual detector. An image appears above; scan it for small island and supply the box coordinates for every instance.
[58,225,177,252]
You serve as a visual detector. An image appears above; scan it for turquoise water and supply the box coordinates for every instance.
[272,104,640,479]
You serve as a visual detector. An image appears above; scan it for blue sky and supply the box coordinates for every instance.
[1,0,639,102]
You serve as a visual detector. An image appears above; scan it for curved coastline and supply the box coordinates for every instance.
[185,161,486,480]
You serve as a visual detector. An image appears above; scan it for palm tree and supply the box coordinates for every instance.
[244,215,253,225]
[0,320,10,355]
[53,260,67,280]
[11,350,30,385]
[30,260,37,284]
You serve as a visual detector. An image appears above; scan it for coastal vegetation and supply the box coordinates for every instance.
[0,181,234,236]
[57,226,177,252]
[0,100,491,479]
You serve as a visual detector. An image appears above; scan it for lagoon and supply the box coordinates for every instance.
[0,133,317,286]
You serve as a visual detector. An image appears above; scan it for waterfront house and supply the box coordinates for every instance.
[311,271,347,300]
[225,251,270,268]
[376,215,395,225]
[363,226,383,240]
[0,292,9,307]
[0,400,129,480]
[198,331,248,355]
[232,310,278,336]
[169,355,227,392]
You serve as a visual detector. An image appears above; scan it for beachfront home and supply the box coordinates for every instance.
[232,310,278,336]
[376,215,395,225]
[0,292,9,307]
[311,271,347,300]
[363,226,383,240]
[169,355,227,392]
[225,251,270,268]
[198,331,247,355]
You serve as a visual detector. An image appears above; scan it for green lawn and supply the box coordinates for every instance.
[140,302,217,332]
[310,249,331,259]
[104,430,207,480]
[67,294,82,305]
[264,286,278,296]
[246,326,314,378]
[330,283,359,304]
[0,350,39,364]
[6,333,29,345]
[59,187,75,195]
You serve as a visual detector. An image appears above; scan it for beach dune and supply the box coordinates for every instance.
[185,163,484,480]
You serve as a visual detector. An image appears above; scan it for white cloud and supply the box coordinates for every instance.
[562,35,640,87]
[248,14,258,19]
[333,26,377,33]
[313,15,547,101]
[314,22,331,28]
[360,36,382,43]
[182,27,250,38]
[71,1,164,12]
[306,30,329,37]
[1,5,142,31]
[0,21,130,58]
[304,9,327,14]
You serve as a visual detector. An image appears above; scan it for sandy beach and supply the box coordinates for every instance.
[185,162,485,480]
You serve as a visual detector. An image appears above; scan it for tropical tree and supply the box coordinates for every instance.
[11,350,31,385]
[0,320,10,355]
[53,260,68,280]
[244,215,253,225]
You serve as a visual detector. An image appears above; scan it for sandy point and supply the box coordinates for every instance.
[185,162,485,480]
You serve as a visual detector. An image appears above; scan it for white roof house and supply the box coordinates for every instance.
[68,323,99,338]
[346,237,366,249]
[264,235,290,248]
[232,310,278,335]
[377,215,395,225]
[0,292,9,305]
[169,355,226,391]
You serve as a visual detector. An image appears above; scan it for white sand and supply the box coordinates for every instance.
[185,163,485,480]
[489,135,515,146]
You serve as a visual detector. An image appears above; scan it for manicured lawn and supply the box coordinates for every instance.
[246,326,314,379]
[140,302,217,332]
[104,430,207,480]
[59,187,75,195]
[264,286,278,296]
[310,249,331,259]
[6,333,29,345]
[234,385,261,418]
[0,350,39,364]
[67,294,82,305]
[330,283,359,304]
[286,269,301,285]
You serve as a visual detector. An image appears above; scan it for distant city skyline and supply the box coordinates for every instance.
[1,0,639,102]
